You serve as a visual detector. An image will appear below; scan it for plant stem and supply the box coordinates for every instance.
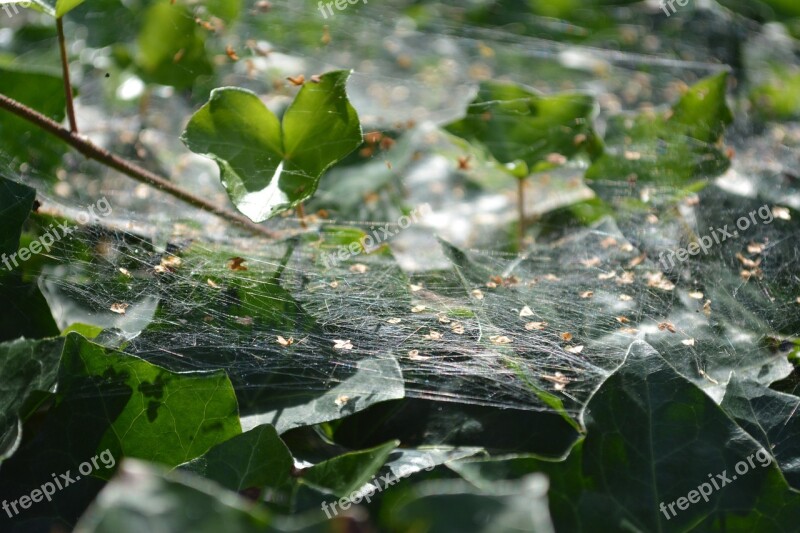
[296,203,308,229]
[56,17,78,134]
[517,177,526,251]
[0,92,277,239]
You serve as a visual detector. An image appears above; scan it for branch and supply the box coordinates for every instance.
[56,18,78,134]
[0,92,277,239]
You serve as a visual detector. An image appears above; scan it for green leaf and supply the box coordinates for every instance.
[181,70,363,222]
[54,333,242,469]
[721,378,800,489]
[179,425,293,493]
[0,337,64,462]
[580,341,781,531]
[382,473,556,533]
[301,439,399,498]
[74,459,272,532]
[445,80,599,172]
[55,0,84,17]
[241,357,405,435]
[0,176,35,257]
[586,72,733,184]
[205,0,241,22]
[135,2,213,89]
[0,65,69,175]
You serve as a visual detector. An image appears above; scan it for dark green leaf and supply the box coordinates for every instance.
[445,80,599,172]
[179,425,293,493]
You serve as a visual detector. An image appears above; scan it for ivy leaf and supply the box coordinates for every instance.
[586,72,733,184]
[301,439,399,498]
[55,0,84,17]
[178,425,293,493]
[0,337,64,463]
[721,378,800,489]
[580,341,780,531]
[54,333,242,470]
[74,460,272,532]
[445,80,600,173]
[134,2,213,89]
[0,176,35,258]
[381,473,555,533]
[181,70,363,222]
[0,66,69,175]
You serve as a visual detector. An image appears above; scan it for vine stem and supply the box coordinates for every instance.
[56,17,78,134]
[517,177,526,251]
[0,92,277,239]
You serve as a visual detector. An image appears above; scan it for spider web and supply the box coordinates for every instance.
[3,0,799,422]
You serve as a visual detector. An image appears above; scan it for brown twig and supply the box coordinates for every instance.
[517,178,526,251]
[0,92,276,238]
[56,17,78,134]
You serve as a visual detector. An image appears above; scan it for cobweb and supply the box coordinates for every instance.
[3,0,799,421]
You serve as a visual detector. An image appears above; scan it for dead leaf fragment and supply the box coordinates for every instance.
[617,271,635,285]
[110,303,129,315]
[658,321,677,333]
[490,335,512,345]
[580,257,601,268]
[735,253,761,270]
[682,338,695,346]
[565,345,584,354]
[773,206,791,220]
[579,290,594,299]
[407,349,428,361]
[645,271,675,291]
[471,289,484,300]
[333,339,353,350]
[411,305,427,313]
[519,305,534,317]
[227,257,248,271]
[525,321,548,331]
[335,395,349,407]
[560,332,573,342]
[276,336,294,346]
[542,372,570,391]
[387,317,402,324]
[423,330,443,341]
[619,294,633,301]
[450,322,465,334]
[600,237,618,249]
[688,291,704,300]
[349,263,368,274]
